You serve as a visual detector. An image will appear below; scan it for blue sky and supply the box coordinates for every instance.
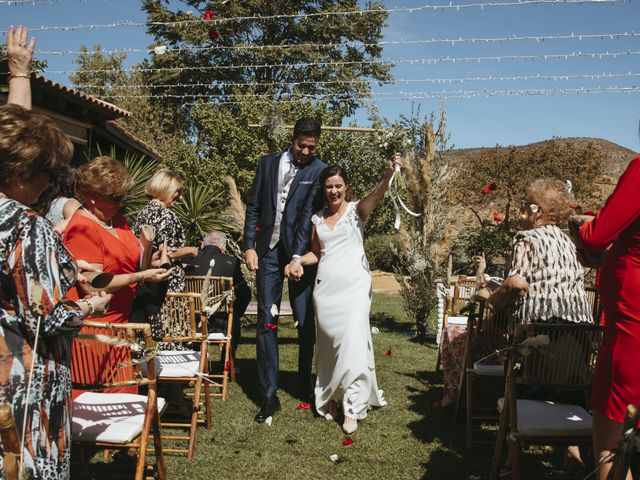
[2,0,639,151]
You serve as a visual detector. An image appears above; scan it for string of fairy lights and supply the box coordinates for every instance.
[1,0,638,101]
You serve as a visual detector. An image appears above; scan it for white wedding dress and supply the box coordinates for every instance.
[312,201,386,420]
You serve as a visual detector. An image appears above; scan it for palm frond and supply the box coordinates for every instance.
[173,183,229,245]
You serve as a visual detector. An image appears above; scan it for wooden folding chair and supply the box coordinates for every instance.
[490,322,603,480]
[154,292,211,459]
[455,301,511,450]
[0,404,20,480]
[70,321,166,480]
[585,286,602,323]
[435,276,476,372]
[185,275,236,399]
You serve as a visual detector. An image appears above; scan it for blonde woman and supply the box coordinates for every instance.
[133,169,186,293]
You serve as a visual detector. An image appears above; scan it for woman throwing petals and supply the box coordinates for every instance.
[286,153,402,434]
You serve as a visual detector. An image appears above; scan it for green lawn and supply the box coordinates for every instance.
[163,293,493,479]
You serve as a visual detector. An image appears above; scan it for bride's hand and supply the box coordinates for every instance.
[287,259,304,281]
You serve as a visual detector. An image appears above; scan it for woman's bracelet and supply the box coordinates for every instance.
[77,299,95,317]
[8,73,31,80]
[139,271,145,284]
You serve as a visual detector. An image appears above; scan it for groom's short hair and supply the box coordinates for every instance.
[293,117,321,139]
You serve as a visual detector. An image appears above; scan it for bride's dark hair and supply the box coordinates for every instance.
[319,164,353,204]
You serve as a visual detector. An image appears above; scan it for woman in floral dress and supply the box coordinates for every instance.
[132,169,187,343]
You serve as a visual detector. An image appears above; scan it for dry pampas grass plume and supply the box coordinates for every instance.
[223,176,246,236]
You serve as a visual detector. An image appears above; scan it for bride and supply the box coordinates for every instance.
[286,153,402,434]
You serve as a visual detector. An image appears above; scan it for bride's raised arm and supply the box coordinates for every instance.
[357,153,403,221]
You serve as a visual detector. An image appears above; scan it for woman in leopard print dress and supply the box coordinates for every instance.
[132,170,187,344]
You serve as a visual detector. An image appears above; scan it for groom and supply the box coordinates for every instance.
[243,117,326,422]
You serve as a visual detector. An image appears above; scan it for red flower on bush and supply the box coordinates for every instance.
[204,10,221,41]
[482,182,498,194]
[342,436,354,446]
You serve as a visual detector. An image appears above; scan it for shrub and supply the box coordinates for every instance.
[365,234,403,272]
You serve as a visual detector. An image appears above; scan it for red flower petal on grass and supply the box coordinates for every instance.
[384,347,392,357]
[584,210,595,216]
[224,361,230,372]
[296,402,313,410]
[482,184,491,194]
[493,212,502,223]
[266,323,278,330]
[342,436,354,447]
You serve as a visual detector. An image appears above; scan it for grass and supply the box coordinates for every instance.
[160,293,494,480]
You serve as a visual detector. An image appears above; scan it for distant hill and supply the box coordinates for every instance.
[447,137,637,181]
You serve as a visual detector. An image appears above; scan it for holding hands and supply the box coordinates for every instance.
[285,258,304,281]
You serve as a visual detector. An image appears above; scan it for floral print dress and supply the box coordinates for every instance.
[0,198,82,479]
[132,200,186,342]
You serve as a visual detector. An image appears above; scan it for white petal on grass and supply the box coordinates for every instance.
[270,304,279,317]
[265,416,273,426]
[293,321,299,328]
[330,454,339,463]
[371,327,380,335]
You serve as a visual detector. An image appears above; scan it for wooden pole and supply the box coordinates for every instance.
[247,124,383,133]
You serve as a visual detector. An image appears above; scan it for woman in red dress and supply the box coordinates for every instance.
[577,155,640,480]
[64,156,171,396]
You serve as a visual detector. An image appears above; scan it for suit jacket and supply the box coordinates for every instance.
[182,245,251,318]
[243,150,326,259]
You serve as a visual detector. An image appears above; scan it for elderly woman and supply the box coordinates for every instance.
[572,155,640,480]
[489,178,592,324]
[0,27,111,480]
[63,157,171,395]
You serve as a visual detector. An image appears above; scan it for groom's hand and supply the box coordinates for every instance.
[244,249,259,271]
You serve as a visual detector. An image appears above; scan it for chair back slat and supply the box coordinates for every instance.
[72,322,156,390]
[513,323,603,390]
[184,275,234,314]
[157,292,202,342]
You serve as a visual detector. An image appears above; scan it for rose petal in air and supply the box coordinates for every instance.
[266,323,278,330]
[270,304,279,317]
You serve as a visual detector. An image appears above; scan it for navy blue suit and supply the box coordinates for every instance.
[243,150,326,401]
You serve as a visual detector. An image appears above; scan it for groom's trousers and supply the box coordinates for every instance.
[256,242,316,402]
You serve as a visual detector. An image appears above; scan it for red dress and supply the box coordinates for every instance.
[64,212,141,397]
[580,156,640,423]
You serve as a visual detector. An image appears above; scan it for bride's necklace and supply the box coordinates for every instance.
[84,208,114,230]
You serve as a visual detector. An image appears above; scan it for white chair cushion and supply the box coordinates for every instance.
[447,316,468,325]
[72,392,166,444]
[473,362,505,377]
[497,398,592,437]
[141,350,201,378]
[206,332,228,341]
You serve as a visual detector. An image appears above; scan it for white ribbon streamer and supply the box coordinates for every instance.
[388,164,422,230]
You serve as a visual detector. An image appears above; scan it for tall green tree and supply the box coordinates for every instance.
[142,0,391,117]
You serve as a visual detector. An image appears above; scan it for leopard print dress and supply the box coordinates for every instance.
[0,198,83,479]
[132,200,186,344]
